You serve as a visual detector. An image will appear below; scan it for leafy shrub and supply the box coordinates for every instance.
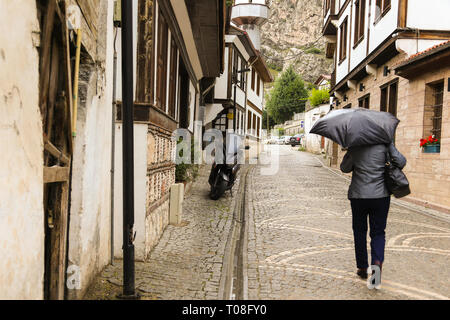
[309,88,330,107]
[305,47,322,55]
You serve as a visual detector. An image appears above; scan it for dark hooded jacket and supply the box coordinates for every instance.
[340,143,407,199]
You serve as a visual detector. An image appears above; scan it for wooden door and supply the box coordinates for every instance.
[38,0,74,300]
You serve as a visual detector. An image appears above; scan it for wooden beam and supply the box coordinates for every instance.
[44,166,70,184]
[60,1,74,155]
[57,182,70,300]
[399,30,450,40]
[75,0,99,39]
[44,138,71,165]
[39,0,57,117]
[398,0,408,28]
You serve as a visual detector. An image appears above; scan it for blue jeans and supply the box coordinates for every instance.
[350,197,391,269]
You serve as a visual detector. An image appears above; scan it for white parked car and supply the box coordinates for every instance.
[267,136,278,144]
[277,136,286,145]
[284,136,292,145]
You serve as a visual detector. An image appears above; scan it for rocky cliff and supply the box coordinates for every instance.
[261,0,333,84]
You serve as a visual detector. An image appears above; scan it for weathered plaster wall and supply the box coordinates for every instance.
[0,0,43,299]
[67,1,114,299]
[113,123,149,261]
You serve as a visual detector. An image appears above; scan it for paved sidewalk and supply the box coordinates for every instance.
[84,165,240,300]
[246,146,450,300]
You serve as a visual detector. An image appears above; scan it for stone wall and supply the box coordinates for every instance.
[396,66,450,211]
[145,124,176,258]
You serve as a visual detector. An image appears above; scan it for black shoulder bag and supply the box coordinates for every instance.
[385,149,411,198]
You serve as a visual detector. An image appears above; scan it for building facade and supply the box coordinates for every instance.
[113,0,226,263]
[323,0,450,211]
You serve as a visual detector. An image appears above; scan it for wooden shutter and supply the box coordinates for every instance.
[168,36,177,118]
[156,10,168,110]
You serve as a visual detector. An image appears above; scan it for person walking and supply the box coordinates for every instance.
[340,143,406,287]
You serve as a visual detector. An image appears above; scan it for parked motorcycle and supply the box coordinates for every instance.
[208,145,250,200]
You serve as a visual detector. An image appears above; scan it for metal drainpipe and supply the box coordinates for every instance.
[110,27,118,266]
[119,0,138,299]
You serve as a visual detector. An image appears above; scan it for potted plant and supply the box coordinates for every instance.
[420,135,441,153]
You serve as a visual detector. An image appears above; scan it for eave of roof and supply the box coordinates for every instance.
[395,40,450,70]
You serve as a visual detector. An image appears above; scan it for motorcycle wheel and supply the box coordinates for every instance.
[210,176,228,200]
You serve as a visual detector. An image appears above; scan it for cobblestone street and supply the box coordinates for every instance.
[86,145,450,300]
[246,145,450,300]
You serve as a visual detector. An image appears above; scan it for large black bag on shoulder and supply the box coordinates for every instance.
[385,150,411,198]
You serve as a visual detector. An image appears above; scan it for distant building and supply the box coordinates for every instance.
[304,76,333,155]
[283,113,305,136]
[205,0,273,143]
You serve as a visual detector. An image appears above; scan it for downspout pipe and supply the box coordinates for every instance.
[110,27,118,266]
[119,0,138,299]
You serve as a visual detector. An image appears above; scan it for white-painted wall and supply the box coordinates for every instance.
[188,81,197,133]
[0,0,44,300]
[407,0,450,30]
[336,4,351,84]
[368,0,398,53]
[349,1,369,72]
[246,107,262,138]
[304,104,331,154]
[215,49,229,100]
[247,69,263,109]
[113,124,148,261]
[396,38,448,57]
[67,1,115,299]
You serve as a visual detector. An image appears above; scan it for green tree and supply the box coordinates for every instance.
[262,109,276,130]
[265,66,308,124]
